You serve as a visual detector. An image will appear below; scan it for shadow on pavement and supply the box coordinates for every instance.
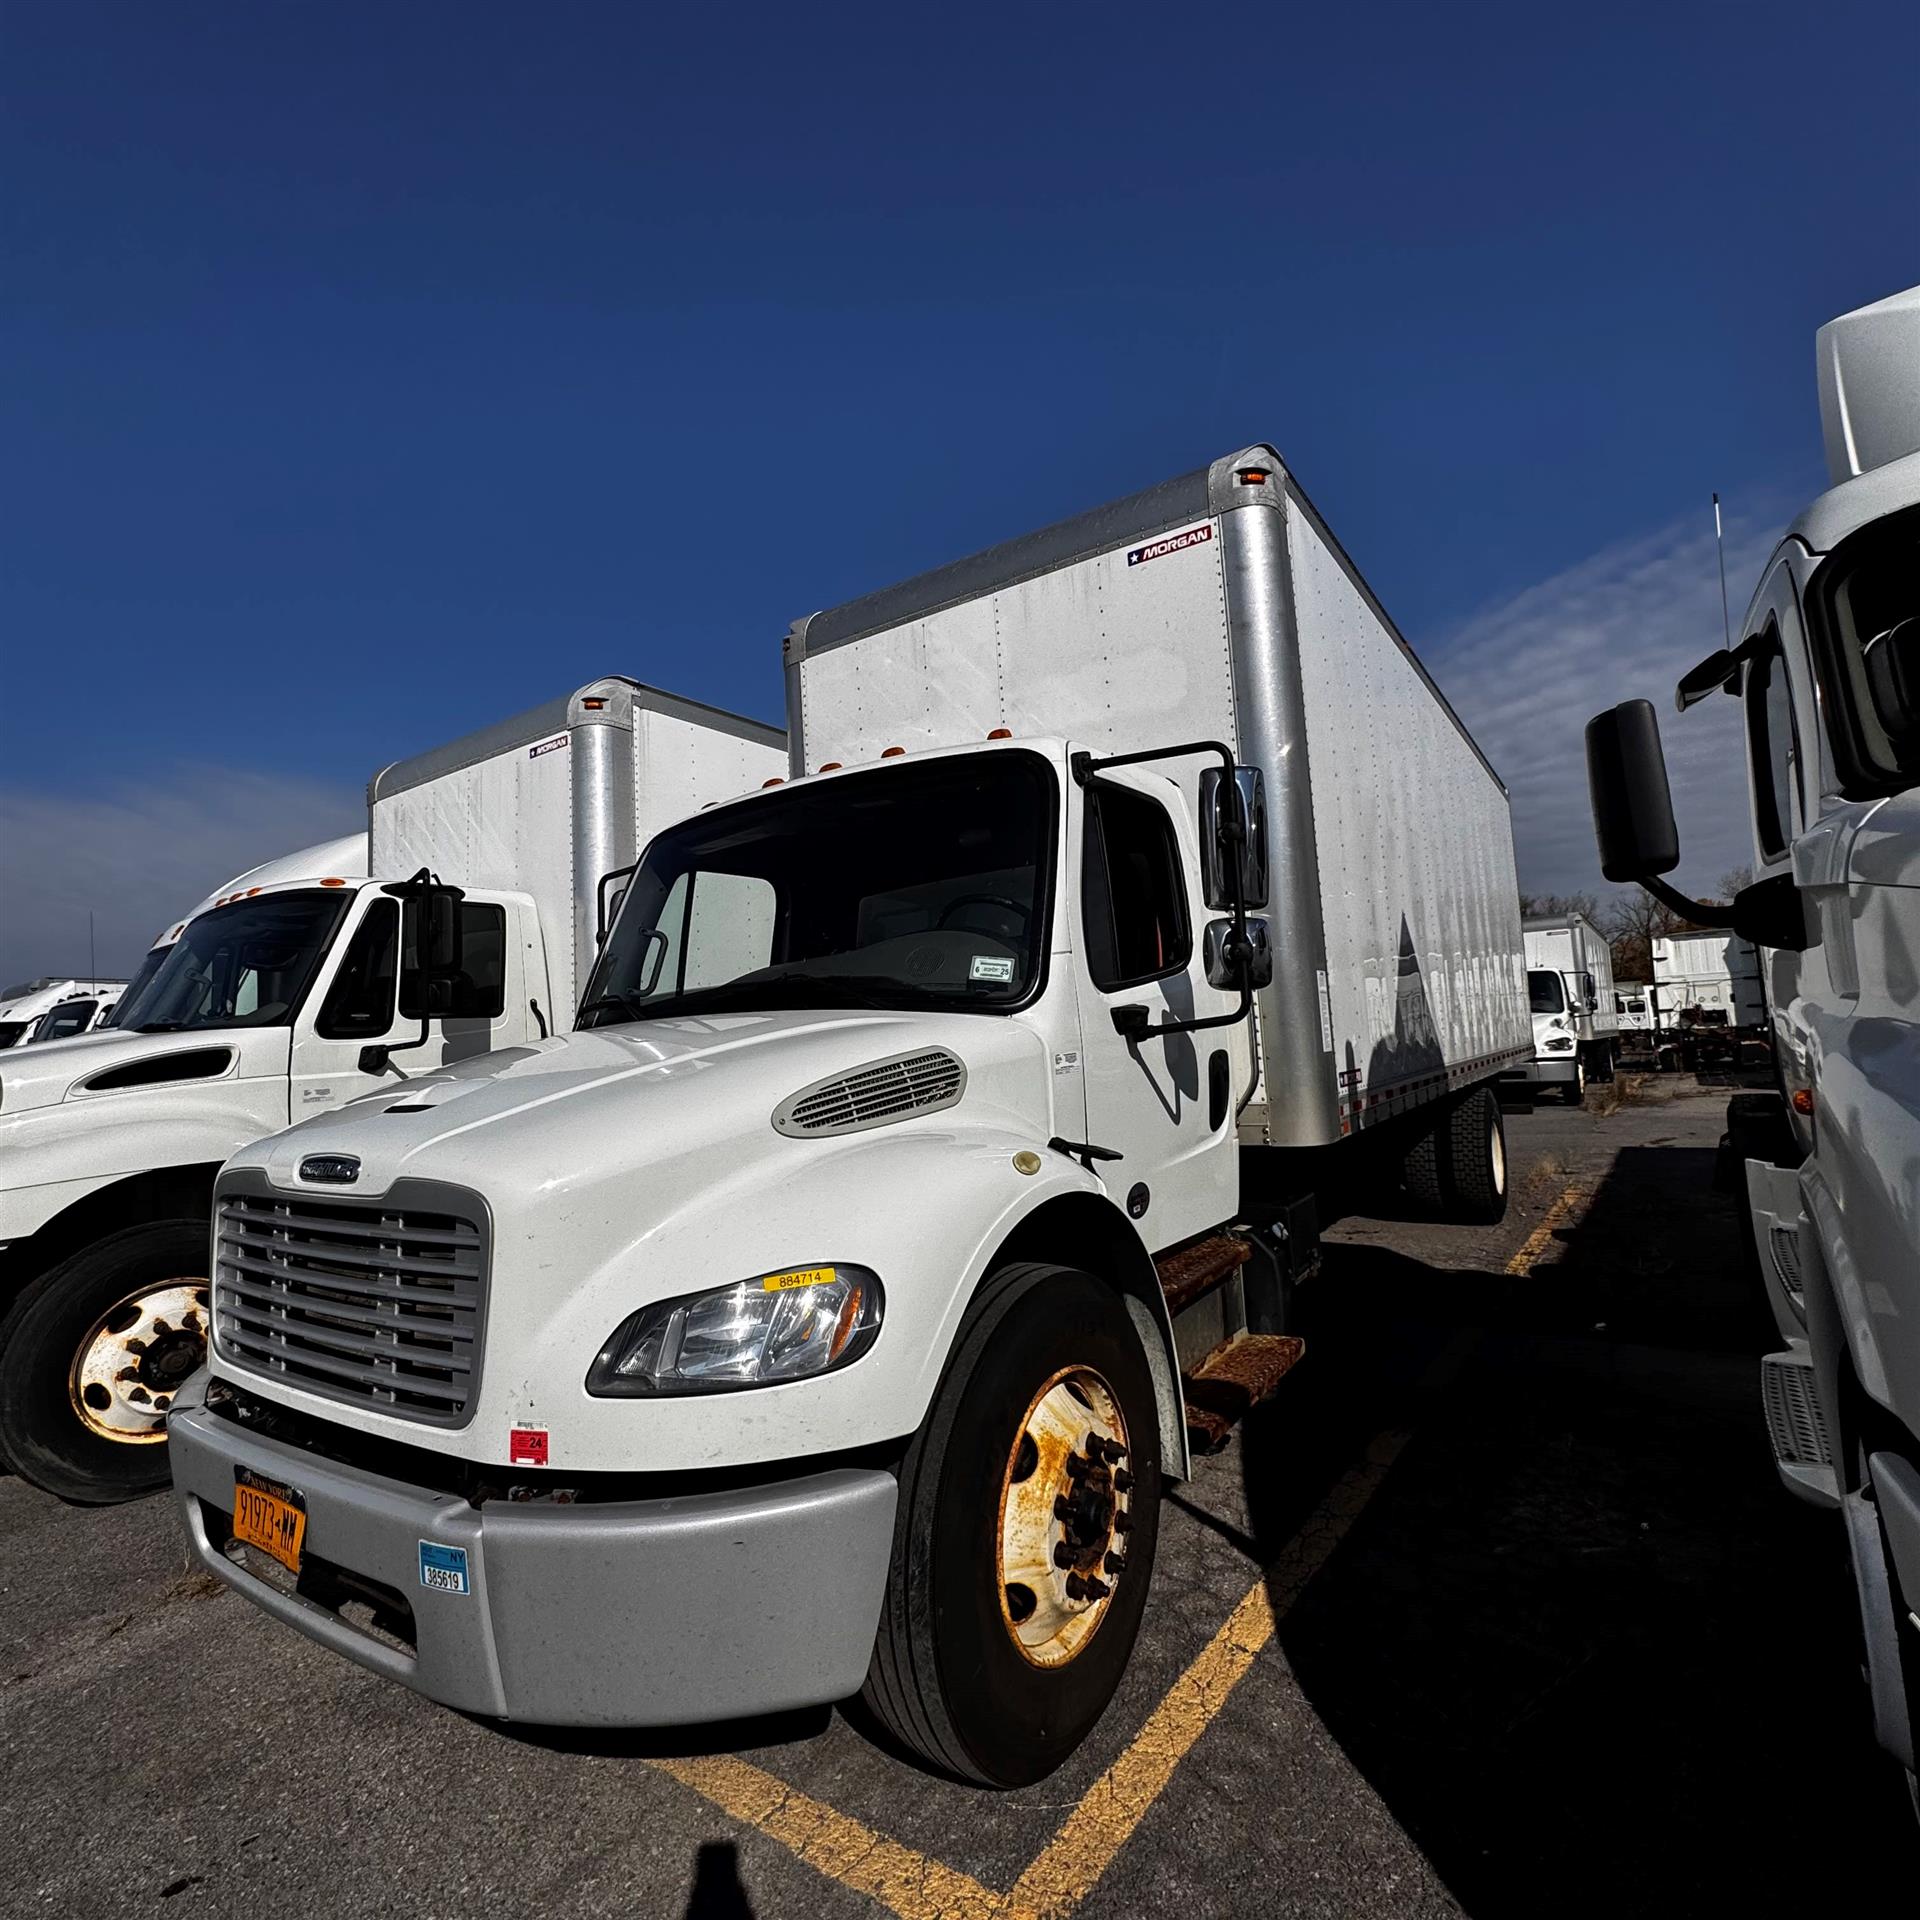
[1238,1133,1920,1916]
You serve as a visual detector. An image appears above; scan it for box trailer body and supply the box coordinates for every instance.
[1588,282,1920,1797]
[0,680,781,1505]
[177,444,1531,1787]
[371,678,785,1023]
[785,448,1532,1149]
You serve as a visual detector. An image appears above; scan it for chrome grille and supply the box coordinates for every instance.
[772,1048,967,1137]
[213,1191,484,1425]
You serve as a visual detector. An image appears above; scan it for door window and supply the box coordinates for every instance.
[1082,784,1191,991]
[1528,970,1565,1015]
[400,902,507,1020]
[35,1000,95,1041]
[1744,624,1801,859]
[316,900,399,1039]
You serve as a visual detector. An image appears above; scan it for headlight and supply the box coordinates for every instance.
[1544,1037,1575,1052]
[587,1264,883,1396]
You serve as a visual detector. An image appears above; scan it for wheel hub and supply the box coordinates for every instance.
[996,1367,1134,1667]
[68,1279,210,1445]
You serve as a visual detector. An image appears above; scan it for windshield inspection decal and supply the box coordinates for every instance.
[969,955,1015,983]
[528,732,570,760]
[1126,523,1213,568]
[418,1541,470,1595]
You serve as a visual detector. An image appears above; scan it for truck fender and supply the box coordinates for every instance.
[1800,1162,1893,1416]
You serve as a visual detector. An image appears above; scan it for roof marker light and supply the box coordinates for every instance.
[1236,466,1270,485]
[762,777,785,788]
[246,886,261,896]
[881,746,906,758]
[321,877,348,887]
[819,762,843,772]
[987,728,1012,740]
[582,697,607,710]
[1792,1088,1815,1115]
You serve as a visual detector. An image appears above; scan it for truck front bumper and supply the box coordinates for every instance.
[169,1383,898,1728]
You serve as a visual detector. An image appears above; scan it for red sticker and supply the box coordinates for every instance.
[509,1427,549,1466]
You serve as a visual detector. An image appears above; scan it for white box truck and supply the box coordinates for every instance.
[170,447,1529,1787]
[0,680,782,1502]
[1586,284,1920,1802]
[1648,930,1768,1070]
[1511,911,1620,1103]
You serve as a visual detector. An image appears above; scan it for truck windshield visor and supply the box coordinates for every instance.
[117,891,351,1033]
[1528,969,1565,1015]
[581,751,1055,1024]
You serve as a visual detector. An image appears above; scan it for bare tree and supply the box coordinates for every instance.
[1717,866,1754,904]
[1518,890,1600,922]
[1601,886,1689,982]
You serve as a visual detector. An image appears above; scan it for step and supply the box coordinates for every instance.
[1183,1332,1306,1454]
[1156,1233,1251,1317]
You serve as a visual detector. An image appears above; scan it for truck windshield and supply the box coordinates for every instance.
[1528,969,1565,1015]
[103,946,170,1025]
[580,751,1055,1025]
[116,891,351,1034]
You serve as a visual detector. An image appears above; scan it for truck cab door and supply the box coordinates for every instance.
[1071,770,1243,1252]
[286,891,522,1115]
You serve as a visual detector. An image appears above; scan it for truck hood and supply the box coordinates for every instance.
[243,1007,1053,1204]
[0,1025,289,1115]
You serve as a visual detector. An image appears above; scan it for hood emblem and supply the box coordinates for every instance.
[300,1153,362,1185]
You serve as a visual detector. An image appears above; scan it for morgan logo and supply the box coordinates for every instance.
[528,732,570,760]
[299,1153,361,1185]
[1126,523,1213,568]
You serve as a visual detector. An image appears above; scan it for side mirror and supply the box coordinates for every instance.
[596,863,637,949]
[1865,617,1920,753]
[1586,701,1681,881]
[389,871,466,981]
[1675,649,1739,711]
[1203,916,1273,990]
[1198,766,1269,911]
[1731,873,1819,953]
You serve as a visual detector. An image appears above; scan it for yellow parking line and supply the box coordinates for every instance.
[1505,1183,1588,1276]
[653,1423,1418,1919]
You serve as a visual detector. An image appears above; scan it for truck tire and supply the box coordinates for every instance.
[1562,1056,1588,1106]
[863,1261,1163,1787]
[0,1221,210,1505]
[1403,1086,1509,1226]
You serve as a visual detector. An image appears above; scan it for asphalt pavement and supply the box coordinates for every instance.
[5,1075,1915,1917]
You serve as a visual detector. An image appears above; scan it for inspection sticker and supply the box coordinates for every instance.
[1126,522,1213,568]
[763,1266,835,1292]
[969,954,1014,983]
[509,1426,549,1466]
[418,1541,470,1595]
[528,732,570,760]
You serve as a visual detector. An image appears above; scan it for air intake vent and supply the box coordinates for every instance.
[83,1047,234,1092]
[773,1048,966,1138]
[1762,1349,1832,1469]
[1768,1225,1804,1306]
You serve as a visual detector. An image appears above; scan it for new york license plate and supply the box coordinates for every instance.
[233,1466,307,1575]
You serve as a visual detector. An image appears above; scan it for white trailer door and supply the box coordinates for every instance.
[1071,771,1239,1252]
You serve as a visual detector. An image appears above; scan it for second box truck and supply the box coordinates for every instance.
[171,446,1529,1786]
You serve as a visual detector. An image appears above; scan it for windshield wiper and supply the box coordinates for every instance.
[576,991,653,1025]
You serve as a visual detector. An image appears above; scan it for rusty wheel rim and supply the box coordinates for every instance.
[68,1279,209,1444]
[995,1364,1134,1669]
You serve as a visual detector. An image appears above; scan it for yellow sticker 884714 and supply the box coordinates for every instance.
[762,1266,836,1292]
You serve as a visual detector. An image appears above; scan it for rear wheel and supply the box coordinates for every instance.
[863,1262,1163,1787]
[0,1221,209,1504]
[1404,1085,1509,1225]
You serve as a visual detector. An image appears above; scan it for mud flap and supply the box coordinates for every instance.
[1844,1482,1917,1772]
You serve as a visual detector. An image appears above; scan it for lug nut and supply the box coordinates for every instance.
[1105,1551,1127,1575]
[1083,1576,1112,1601]
[1114,1511,1133,1534]
[1054,1495,1074,1522]
[1113,1469,1134,1494]
[1053,1542,1074,1568]
[1065,1573,1088,1601]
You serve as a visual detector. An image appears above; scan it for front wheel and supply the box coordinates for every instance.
[0,1221,211,1504]
[863,1262,1163,1787]
[1562,1056,1588,1106]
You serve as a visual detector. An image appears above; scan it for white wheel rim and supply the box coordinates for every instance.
[69,1279,209,1444]
[996,1366,1133,1669]
[1491,1117,1507,1194]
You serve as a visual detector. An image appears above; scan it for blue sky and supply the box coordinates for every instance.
[4,2,1917,975]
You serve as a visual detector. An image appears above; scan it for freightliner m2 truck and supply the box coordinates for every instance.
[1512,910,1620,1104]
[171,447,1530,1787]
[0,681,782,1503]
[1586,284,1920,1801]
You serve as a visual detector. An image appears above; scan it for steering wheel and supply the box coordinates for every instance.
[936,894,1031,935]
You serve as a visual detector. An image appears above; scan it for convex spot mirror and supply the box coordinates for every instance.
[1204,916,1273,990]
[1866,616,1920,753]
[1585,701,1680,882]
[1198,766,1269,911]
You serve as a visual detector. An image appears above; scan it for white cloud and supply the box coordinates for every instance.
[0,765,361,984]
[1427,507,1783,904]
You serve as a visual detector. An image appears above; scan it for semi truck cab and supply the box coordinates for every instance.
[1587,282,1920,1799]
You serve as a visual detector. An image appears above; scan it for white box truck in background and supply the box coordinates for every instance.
[0,979,128,1051]
[1648,930,1769,1070]
[172,446,1529,1788]
[1587,283,1920,1802]
[0,680,782,1502]
[1512,912,1620,1104]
